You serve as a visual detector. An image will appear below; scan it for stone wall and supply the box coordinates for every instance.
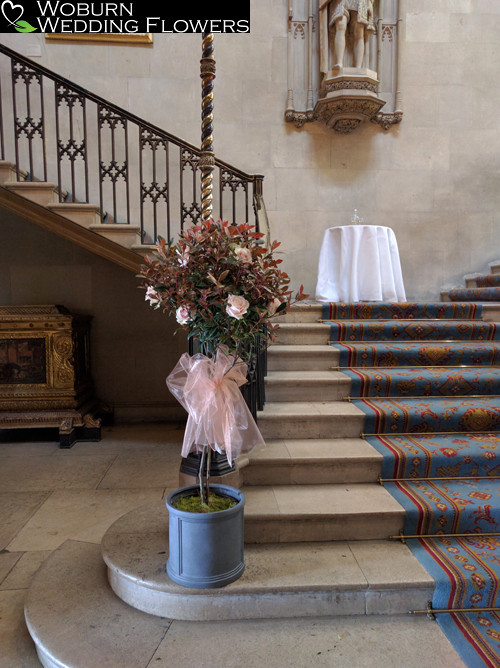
[2,1,499,300]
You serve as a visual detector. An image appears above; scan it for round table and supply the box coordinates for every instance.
[315,224,406,303]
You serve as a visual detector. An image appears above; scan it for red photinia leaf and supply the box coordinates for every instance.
[139,217,307,353]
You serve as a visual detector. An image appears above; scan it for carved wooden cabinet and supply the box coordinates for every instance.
[0,305,105,447]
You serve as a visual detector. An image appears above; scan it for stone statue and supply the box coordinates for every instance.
[319,0,375,74]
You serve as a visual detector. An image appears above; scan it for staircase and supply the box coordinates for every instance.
[4,43,497,667]
[441,260,500,304]
[0,160,145,273]
[0,43,264,276]
[25,302,443,668]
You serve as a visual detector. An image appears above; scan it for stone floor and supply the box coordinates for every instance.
[0,423,466,667]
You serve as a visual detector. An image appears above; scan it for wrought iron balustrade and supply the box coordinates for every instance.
[0,42,267,422]
[0,43,264,243]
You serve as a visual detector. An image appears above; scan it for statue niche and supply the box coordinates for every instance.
[285,0,403,134]
[320,0,376,74]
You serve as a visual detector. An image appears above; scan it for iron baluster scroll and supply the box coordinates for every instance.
[140,128,170,242]
[11,56,47,183]
[0,43,263,243]
[55,83,89,203]
[98,104,130,226]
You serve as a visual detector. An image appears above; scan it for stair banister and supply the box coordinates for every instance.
[0,42,264,242]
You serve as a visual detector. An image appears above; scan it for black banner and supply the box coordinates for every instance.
[0,1,251,34]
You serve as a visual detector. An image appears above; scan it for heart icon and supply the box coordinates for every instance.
[1,0,24,26]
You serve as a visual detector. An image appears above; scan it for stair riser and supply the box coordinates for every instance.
[258,415,364,440]
[47,204,101,228]
[89,225,141,249]
[6,182,59,206]
[278,306,323,323]
[0,163,26,183]
[267,352,339,372]
[107,569,432,620]
[242,460,381,485]
[244,515,403,544]
[265,381,349,402]
[275,327,330,345]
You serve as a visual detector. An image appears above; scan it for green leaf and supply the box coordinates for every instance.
[15,20,37,32]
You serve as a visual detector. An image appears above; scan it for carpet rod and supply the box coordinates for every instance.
[362,431,500,437]
[330,365,500,370]
[379,475,500,485]
[389,530,500,543]
[409,602,500,619]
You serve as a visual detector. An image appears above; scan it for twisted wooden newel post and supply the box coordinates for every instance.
[200,32,216,223]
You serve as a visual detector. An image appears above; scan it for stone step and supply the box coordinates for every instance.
[490,259,500,275]
[4,180,60,206]
[464,273,480,288]
[89,223,142,249]
[46,201,102,228]
[24,537,435,668]
[240,437,382,485]
[24,540,456,668]
[483,303,500,321]
[258,401,365,440]
[277,301,324,323]
[243,483,403,543]
[131,243,157,256]
[98,503,422,619]
[265,370,350,402]
[0,160,28,183]
[275,322,331,345]
[267,343,339,371]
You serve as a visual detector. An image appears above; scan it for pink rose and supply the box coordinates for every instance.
[176,247,190,266]
[233,245,252,263]
[226,294,250,320]
[267,297,282,315]
[145,286,161,309]
[176,305,191,325]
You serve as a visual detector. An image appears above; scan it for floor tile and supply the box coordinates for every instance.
[148,615,465,668]
[6,488,166,551]
[349,540,435,588]
[0,551,22,585]
[0,493,50,551]
[0,454,116,491]
[0,551,52,591]
[25,541,171,668]
[0,589,41,667]
[98,453,181,489]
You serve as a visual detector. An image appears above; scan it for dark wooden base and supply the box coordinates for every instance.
[0,401,113,448]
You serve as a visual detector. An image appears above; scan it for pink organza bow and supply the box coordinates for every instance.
[166,345,265,465]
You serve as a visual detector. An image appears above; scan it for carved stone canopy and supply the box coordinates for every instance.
[314,69,386,133]
[285,0,403,134]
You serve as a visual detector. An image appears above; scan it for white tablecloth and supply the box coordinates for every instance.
[315,225,406,303]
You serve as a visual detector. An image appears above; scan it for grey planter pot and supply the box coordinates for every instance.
[166,484,245,589]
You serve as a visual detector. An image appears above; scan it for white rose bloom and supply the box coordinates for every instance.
[233,245,252,264]
[226,294,250,320]
[176,305,191,325]
[145,286,161,309]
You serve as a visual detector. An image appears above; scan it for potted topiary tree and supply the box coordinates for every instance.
[139,217,307,588]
